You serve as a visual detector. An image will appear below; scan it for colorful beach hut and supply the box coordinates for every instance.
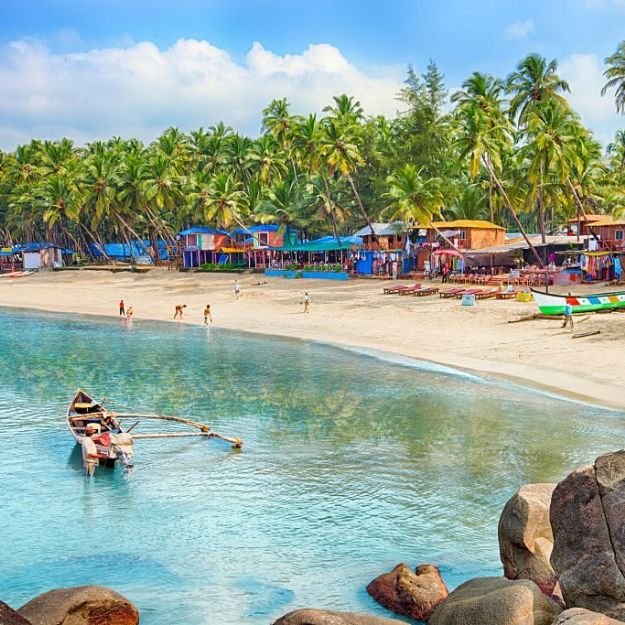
[179,227,232,268]
[351,223,409,276]
[230,225,298,268]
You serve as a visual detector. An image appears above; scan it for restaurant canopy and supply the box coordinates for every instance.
[273,235,362,252]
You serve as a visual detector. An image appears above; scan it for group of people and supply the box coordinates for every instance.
[119,299,133,320]
[174,304,213,325]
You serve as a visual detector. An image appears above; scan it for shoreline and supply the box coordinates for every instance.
[1,269,624,411]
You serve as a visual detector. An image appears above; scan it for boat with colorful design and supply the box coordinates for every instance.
[531,288,625,315]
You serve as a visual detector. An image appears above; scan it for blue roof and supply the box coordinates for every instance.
[179,226,230,236]
[14,242,73,253]
[231,224,281,235]
[88,240,167,261]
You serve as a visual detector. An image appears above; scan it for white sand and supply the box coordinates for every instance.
[1,269,623,410]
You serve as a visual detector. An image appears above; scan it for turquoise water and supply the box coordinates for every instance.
[0,309,623,624]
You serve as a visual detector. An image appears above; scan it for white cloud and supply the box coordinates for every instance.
[0,38,405,150]
[559,52,623,145]
[504,19,535,40]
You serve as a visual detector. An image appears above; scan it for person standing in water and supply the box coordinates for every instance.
[234,280,241,299]
[203,304,213,325]
[119,299,125,316]
[82,424,100,477]
[174,304,187,319]
[126,306,134,321]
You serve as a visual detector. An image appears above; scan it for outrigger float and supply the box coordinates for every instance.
[531,288,625,316]
[67,389,243,469]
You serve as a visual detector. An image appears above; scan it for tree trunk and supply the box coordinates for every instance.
[567,178,600,247]
[321,175,341,243]
[538,164,546,244]
[346,173,376,241]
[483,156,544,267]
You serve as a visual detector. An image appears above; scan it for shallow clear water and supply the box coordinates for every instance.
[0,309,623,624]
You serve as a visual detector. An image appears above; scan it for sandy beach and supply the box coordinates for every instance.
[1,269,623,410]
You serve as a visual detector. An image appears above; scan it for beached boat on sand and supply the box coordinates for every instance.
[531,288,625,315]
[67,389,134,468]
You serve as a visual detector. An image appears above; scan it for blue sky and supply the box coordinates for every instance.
[0,0,624,149]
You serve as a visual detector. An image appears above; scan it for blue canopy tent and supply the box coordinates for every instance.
[88,240,168,263]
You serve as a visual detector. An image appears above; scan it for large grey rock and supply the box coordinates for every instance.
[271,609,407,625]
[366,563,448,621]
[553,607,625,624]
[498,483,559,596]
[0,601,32,625]
[429,577,562,625]
[18,586,139,625]
[550,453,625,618]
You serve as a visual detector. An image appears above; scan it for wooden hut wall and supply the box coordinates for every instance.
[467,228,505,249]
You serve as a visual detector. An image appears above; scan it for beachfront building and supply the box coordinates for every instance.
[0,246,17,271]
[14,242,72,270]
[351,223,408,276]
[230,224,298,268]
[409,220,505,273]
[179,227,232,268]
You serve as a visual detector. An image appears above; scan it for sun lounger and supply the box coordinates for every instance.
[439,288,465,298]
[455,288,481,299]
[475,289,499,300]
[383,283,421,294]
[496,290,517,300]
[398,284,425,295]
[412,287,439,297]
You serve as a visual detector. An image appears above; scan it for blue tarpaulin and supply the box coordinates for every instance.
[88,240,168,261]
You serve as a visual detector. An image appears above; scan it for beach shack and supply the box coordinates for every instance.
[179,227,231,268]
[351,223,408,276]
[230,224,298,268]
[0,246,18,271]
[409,220,505,273]
[88,240,168,264]
[585,216,625,251]
[16,242,71,270]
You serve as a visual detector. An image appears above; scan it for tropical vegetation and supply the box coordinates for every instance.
[2,47,625,262]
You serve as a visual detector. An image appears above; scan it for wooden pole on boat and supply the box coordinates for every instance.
[132,431,243,447]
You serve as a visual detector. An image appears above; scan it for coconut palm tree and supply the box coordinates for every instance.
[506,54,570,128]
[602,41,625,114]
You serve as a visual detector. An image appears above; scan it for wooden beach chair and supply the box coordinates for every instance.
[412,287,440,297]
[439,288,465,298]
[455,288,481,299]
[496,290,517,300]
[383,283,421,294]
[475,289,499,300]
[398,284,425,295]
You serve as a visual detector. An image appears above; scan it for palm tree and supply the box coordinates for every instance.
[602,41,625,114]
[383,164,444,224]
[506,54,570,128]
[201,173,247,229]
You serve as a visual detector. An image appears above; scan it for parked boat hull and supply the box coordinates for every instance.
[531,288,625,315]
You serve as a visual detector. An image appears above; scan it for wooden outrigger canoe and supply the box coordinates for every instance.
[67,389,134,468]
[67,389,243,470]
[531,288,625,316]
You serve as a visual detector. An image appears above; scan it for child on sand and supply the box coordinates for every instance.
[174,304,187,319]
[234,280,241,299]
[302,292,310,313]
[203,305,213,325]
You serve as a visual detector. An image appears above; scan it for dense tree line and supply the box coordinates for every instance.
[2,47,625,262]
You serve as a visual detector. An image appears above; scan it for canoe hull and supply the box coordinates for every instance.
[531,289,625,315]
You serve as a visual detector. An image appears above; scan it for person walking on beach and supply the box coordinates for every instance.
[203,304,213,325]
[119,299,125,316]
[302,292,310,313]
[82,424,100,477]
[234,280,241,299]
[562,297,574,331]
[174,304,187,319]
[126,306,134,321]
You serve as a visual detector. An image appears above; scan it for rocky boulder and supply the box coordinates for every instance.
[271,609,407,625]
[429,577,562,625]
[550,451,625,618]
[498,483,558,596]
[0,601,32,625]
[366,563,448,621]
[553,608,625,624]
[18,586,139,625]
